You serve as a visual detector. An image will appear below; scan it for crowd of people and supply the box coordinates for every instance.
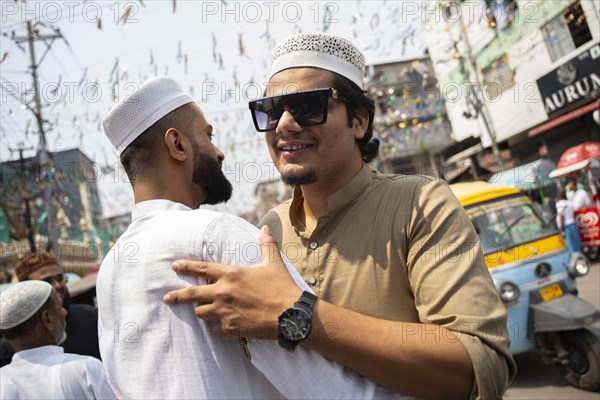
[1,33,517,399]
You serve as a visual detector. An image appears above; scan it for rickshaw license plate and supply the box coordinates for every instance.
[539,284,564,302]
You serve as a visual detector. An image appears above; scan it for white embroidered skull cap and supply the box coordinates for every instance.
[103,76,194,155]
[269,33,366,90]
[0,280,53,330]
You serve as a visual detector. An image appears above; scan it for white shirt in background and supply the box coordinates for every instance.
[0,345,115,399]
[556,199,576,227]
[568,188,592,210]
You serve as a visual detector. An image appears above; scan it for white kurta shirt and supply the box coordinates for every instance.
[556,199,576,226]
[568,188,592,210]
[97,200,406,399]
[0,345,114,399]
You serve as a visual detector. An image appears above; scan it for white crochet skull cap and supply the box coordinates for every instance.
[0,280,53,330]
[269,33,366,90]
[103,76,194,155]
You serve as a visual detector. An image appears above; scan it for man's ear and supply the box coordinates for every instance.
[352,107,369,140]
[39,309,54,333]
[164,128,189,161]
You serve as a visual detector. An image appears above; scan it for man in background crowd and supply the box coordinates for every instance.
[0,252,100,366]
[567,178,592,210]
[0,280,113,399]
[557,188,584,255]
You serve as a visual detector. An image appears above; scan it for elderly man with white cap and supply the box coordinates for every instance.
[98,75,409,399]
[165,33,517,399]
[0,281,114,399]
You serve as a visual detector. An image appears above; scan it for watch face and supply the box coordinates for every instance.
[279,308,311,341]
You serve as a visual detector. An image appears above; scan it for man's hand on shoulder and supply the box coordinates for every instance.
[163,226,302,339]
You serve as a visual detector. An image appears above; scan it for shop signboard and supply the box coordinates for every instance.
[536,45,600,117]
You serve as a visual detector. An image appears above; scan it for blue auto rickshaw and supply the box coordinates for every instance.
[450,181,600,391]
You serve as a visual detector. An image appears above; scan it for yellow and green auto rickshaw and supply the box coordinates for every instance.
[450,181,600,391]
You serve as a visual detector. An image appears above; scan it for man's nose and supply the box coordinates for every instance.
[275,110,302,134]
[215,146,225,162]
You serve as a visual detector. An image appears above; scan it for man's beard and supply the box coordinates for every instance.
[57,330,67,345]
[280,165,317,186]
[191,142,233,205]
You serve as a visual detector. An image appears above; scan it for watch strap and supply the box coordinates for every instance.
[297,291,318,310]
[277,334,298,351]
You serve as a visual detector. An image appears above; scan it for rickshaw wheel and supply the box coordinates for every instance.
[584,246,600,261]
[556,329,600,392]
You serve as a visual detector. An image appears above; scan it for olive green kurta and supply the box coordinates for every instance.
[260,165,516,399]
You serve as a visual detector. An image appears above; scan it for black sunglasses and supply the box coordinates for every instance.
[248,88,344,132]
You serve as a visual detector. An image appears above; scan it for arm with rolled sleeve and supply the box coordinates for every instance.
[406,179,516,399]
[274,179,516,399]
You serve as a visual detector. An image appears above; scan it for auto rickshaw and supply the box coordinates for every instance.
[450,181,600,391]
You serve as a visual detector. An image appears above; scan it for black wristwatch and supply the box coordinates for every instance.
[277,291,318,351]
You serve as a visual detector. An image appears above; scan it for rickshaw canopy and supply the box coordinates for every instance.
[450,181,521,207]
[549,141,600,178]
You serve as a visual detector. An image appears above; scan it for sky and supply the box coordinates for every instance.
[0,0,426,217]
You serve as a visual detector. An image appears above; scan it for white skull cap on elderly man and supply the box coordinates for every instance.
[103,76,194,155]
[269,33,366,90]
[0,280,52,330]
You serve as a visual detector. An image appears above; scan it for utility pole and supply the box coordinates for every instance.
[13,21,63,253]
[10,143,37,253]
[451,2,505,171]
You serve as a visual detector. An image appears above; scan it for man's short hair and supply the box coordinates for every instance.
[120,103,195,184]
[16,253,58,282]
[331,72,379,163]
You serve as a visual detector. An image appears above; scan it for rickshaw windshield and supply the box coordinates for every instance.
[466,195,557,255]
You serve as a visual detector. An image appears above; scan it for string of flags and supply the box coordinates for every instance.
[3,0,431,184]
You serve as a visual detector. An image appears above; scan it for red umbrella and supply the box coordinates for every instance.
[549,141,600,178]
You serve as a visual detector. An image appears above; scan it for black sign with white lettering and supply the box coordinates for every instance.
[536,45,600,117]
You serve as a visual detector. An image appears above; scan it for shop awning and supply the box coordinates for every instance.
[528,99,600,138]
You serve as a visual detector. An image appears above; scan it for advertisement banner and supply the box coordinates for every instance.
[575,206,600,246]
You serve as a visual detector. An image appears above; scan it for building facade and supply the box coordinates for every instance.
[1,148,104,244]
[423,0,600,179]
[367,58,455,177]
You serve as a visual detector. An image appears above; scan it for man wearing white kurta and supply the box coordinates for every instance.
[2,346,114,400]
[98,76,405,399]
[0,281,114,399]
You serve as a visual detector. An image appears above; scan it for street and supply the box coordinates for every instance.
[505,260,600,399]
